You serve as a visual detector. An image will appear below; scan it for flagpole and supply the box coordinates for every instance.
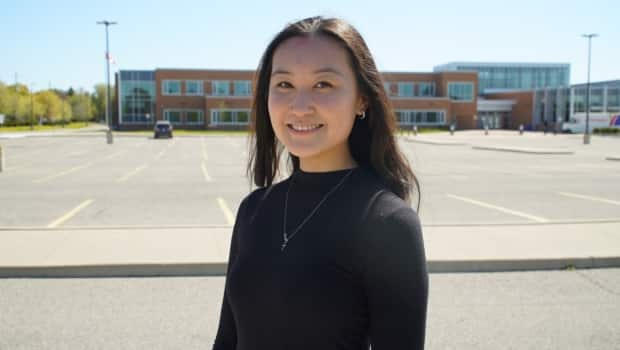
[97,20,117,144]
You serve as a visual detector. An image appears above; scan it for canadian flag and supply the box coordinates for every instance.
[105,52,117,65]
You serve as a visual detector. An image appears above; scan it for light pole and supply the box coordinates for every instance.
[97,20,117,144]
[582,33,598,145]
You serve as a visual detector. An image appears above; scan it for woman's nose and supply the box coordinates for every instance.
[289,90,314,115]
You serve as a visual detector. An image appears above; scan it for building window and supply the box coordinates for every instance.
[185,80,203,95]
[574,88,586,113]
[395,111,409,124]
[397,82,414,97]
[448,82,474,101]
[164,109,182,123]
[120,81,156,124]
[607,88,620,112]
[186,110,204,124]
[234,81,251,96]
[212,81,230,96]
[394,109,445,125]
[383,82,391,96]
[211,109,250,125]
[162,80,181,95]
[590,89,604,112]
[417,82,435,97]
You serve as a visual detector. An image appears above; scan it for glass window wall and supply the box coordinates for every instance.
[447,82,474,101]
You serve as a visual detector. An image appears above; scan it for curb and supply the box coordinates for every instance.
[0,263,227,278]
[405,137,467,146]
[606,156,620,161]
[2,256,620,278]
[428,256,620,273]
[471,145,575,154]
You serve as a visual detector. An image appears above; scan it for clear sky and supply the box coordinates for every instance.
[1,0,618,93]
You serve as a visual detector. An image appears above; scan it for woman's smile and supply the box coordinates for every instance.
[287,123,325,135]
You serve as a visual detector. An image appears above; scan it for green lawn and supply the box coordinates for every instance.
[0,122,90,132]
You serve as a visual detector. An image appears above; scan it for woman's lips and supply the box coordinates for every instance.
[287,124,324,134]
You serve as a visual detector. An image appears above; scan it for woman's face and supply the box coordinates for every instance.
[268,35,365,171]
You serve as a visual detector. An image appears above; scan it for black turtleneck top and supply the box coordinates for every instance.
[213,165,428,350]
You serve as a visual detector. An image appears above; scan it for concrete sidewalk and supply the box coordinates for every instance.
[1,221,619,277]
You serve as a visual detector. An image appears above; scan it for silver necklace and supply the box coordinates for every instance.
[281,168,356,251]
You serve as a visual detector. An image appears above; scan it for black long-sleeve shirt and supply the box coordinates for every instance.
[213,165,428,349]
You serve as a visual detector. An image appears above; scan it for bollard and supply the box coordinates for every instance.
[484,125,489,135]
[413,125,418,136]
[519,124,524,135]
[450,124,455,135]
[106,130,114,144]
[0,145,4,172]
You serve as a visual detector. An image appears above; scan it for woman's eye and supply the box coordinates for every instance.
[275,81,292,89]
[315,81,333,89]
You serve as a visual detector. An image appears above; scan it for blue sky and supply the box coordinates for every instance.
[1,0,618,93]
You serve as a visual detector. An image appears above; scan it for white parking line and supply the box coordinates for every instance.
[217,197,235,226]
[153,140,176,160]
[558,192,620,206]
[33,161,96,184]
[104,150,126,160]
[154,149,166,160]
[47,199,94,228]
[446,193,549,223]
[226,137,238,148]
[116,164,148,183]
[201,137,209,161]
[201,162,213,182]
[67,151,87,157]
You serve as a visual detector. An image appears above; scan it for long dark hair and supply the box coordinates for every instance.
[247,16,420,210]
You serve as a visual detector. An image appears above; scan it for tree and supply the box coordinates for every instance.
[92,83,114,123]
[69,91,93,124]
[0,82,9,116]
[35,90,63,123]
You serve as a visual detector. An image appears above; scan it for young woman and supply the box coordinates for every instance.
[213,16,428,350]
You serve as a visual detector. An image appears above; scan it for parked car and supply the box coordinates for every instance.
[154,120,173,138]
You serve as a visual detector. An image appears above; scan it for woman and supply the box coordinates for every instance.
[213,16,428,350]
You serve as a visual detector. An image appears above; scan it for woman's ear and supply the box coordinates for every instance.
[357,95,368,113]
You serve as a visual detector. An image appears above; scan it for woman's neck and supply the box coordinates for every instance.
[299,153,358,173]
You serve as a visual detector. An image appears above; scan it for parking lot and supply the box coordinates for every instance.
[1,131,620,349]
[0,131,619,229]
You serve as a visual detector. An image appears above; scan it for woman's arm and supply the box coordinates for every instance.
[212,197,248,349]
[360,206,429,349]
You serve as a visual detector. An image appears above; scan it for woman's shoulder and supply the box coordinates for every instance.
[353,167,413,217]
[237,179,289,218]
[364,189,415,223]
[354,167,419,226]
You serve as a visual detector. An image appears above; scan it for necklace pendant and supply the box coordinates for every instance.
[281,235,288,251]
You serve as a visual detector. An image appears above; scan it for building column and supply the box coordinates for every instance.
[603,85,608,113]
[569,87,575,120]
[555,88,561,122]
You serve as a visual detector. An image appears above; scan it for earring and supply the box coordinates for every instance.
[357,111,366,120]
